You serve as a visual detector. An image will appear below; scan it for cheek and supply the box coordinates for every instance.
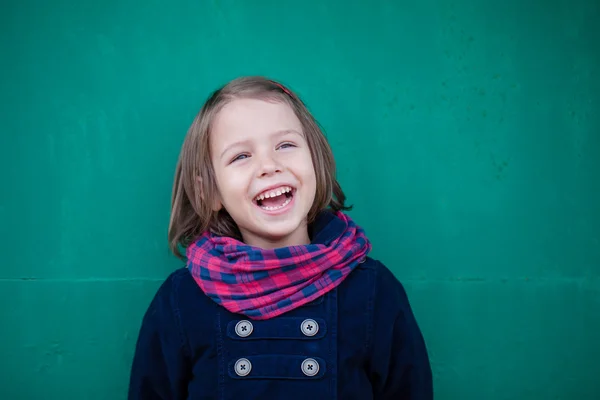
[215,167,250,201]
[296,153,317,194]
[302,154,317,182]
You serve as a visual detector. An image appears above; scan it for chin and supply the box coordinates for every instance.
[239,215,309,248]
[257,220,303,238]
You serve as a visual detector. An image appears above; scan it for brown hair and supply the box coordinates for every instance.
[168,76,350,259]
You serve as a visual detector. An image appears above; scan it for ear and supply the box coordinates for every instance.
[196,175,222,211]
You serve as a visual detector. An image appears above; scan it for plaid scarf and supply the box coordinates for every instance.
[186,211,371,320]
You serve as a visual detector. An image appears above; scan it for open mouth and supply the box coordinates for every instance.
[253,186,295,211]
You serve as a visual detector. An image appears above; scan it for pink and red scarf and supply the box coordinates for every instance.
[186,211,371,320]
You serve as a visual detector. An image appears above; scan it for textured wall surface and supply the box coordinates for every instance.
[1,0,599,398]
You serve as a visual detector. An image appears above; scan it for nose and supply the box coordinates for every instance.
[257,152,282,177]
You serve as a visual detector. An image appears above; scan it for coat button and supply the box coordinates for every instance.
[235,320,253,337]
[300,318,319,336]
[301,358,319,376]
[234,358,252,377]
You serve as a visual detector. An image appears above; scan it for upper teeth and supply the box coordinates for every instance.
[255,186,292,201]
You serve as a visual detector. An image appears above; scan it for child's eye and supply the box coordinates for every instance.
[278,142,296,149]
[231,153,249,163]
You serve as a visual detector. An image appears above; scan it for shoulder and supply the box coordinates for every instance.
[145,267,215,324]
[152,267,212,306]
[354,256,410,305]
[149,268,192,306]
[140,267,217,350]
[160,267,195,293]
[141,268,189,321]
[356,257,418,333]
[339,256,413,327]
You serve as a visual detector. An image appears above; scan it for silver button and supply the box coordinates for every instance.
[235,320,253,337]
[300,318,319,336]
[301,358,319,376]
[234,358,252,376]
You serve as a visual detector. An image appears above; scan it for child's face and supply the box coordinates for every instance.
[209,98,317,248]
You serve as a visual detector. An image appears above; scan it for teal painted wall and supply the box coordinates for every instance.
[1,0,599,398]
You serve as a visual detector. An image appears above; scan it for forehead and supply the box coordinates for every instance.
[210,98,303,144]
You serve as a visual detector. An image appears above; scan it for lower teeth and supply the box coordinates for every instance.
[261,196,291,211]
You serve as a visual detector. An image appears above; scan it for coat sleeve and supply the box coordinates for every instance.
[369,261,433,400]
[128,274,192,400]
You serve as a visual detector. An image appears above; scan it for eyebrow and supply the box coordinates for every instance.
[219,129,302,160]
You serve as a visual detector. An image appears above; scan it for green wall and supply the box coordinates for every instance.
[1,1,599,398]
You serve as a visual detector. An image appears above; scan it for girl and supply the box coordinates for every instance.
[128,76,433,399]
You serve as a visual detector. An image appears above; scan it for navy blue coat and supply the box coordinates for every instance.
[128,216,433,399]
